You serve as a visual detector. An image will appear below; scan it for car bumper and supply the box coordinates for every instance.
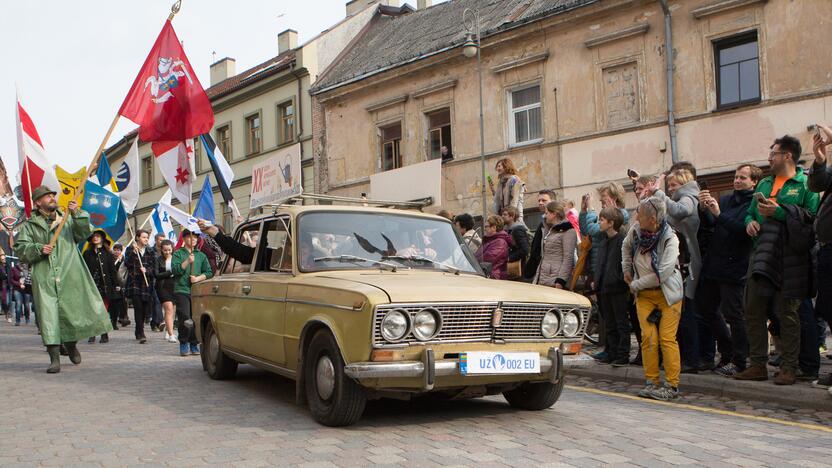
[344,347,593,390]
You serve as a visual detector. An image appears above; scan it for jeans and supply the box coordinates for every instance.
[151,287,163,328]
[132,295,151,339]
[798,299,820,375]
[745,271,801,371]
[636,289,683,387]
[12,290,30,323]
[598,291,631,361]
[696,278,749,369]
[174,293,197,345]
[677,297,701,368]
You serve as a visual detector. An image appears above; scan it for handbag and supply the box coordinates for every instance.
[507,259,522,280]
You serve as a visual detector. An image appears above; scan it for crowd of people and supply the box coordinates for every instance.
[450,129,832,401]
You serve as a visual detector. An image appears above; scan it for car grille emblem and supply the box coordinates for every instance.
[491,307,503,328]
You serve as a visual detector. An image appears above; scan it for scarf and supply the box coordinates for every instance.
[636,221,668,278]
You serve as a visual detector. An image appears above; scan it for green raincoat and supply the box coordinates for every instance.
[14,209,112,345]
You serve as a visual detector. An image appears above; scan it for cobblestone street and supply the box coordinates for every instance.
[1,321,831,467]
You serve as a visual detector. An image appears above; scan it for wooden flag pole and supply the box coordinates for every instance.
[125,222,149,287]
[48,113,120,246]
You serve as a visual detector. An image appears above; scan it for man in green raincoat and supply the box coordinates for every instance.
[14,185,112,373]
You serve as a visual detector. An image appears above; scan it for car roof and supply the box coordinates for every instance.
[244,204,450,224]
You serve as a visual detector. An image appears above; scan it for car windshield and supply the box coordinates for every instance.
[297,212,480,274]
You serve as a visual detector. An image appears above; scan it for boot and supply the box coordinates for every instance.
[99,334,109,344]
[60,345,69,356]
[46,345,61,374]
[774,368,796,385]
[734,364,768,381]
[64,341,82,365]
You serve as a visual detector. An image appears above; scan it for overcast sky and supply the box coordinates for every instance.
[1,0,435,188]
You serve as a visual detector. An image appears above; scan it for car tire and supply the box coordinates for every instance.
[203,321,238,380]
[502,378,564,410]
[304,329,366,427]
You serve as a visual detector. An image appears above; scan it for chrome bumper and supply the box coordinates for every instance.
[344,348,594,390]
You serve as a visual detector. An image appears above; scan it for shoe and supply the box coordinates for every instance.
[139,336,147,344]
[180,343,189,356]
[680,365,698,374]
[88,337,96,343]
[734,365,768,381]
[714,363,739,377]
[611,357,629,367]
[637,381,658,398]
[99,334,109,344]
[811,374,832,388]
[120,319,131,327]
[592,351,609,362]
[167,335,178,343]
[112,323,119,331]
[60,345,69,356]
[796,369,818,382]
[630,353,643,367]
[648,383,680,401]
[6,317,11,323]
[190,344,200,355]
[46,345,61,374]
[64,342,82,365]
[25,319,29,325]
[768,354,782,367]
[773,368,796,385]
[598,355,614,364]
[698,361,716,372]
[151,325,160,332]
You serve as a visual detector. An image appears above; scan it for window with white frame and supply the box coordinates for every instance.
[508,85,542,145]
[379,122,402,171]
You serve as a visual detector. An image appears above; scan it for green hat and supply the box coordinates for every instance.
[31,185,57,203]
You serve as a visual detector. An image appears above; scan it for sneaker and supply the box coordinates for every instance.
[796,369,819,382]
[648,383,680,401]
[190,344,200,355]
[811,374,832,389]
[698,361,716,372]
[592,351,609,362]
[14,322,19,326]
[637,381,658,398]
[611,357,629,367]
[714,363,739,377]
[167,335,178,343]
[139,337,147,344]
[630,353,643,367]
[180,343,189,356]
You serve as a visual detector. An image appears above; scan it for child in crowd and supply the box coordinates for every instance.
[594,207,630,366]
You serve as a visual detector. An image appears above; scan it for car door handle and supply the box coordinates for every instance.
[242,285,252,295]
[212,285,219,294]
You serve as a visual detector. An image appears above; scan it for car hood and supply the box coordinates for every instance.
[313,270,591,306]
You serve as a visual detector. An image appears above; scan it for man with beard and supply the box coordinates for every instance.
[14,186,111,373]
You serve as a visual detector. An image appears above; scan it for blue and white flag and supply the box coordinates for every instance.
[149,189,177,243]
[200,133,240,220]
[115,138,140,214]
[158,200,201,234]
[192,175,215,224]
[82,181,122,228]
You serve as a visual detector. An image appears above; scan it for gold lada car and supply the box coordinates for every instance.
[193,201,592,426]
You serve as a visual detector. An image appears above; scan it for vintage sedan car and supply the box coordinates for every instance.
[193,201,592,426]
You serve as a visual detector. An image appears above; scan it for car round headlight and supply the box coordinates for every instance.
[381,309,410,342]
[541,310,560,339]
[412,308,441,341]
[562,310,581,337]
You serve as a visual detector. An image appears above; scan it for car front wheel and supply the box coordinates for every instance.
[304,329,366,427]
[502,378,564,410]
[203,321,238,380]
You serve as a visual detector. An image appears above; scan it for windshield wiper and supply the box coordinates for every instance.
[382,255,460,275]
[313,255,401,272]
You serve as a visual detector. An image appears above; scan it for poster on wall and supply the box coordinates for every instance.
[249,143,302,209]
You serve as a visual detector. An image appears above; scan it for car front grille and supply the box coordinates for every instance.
[373,302,589,347]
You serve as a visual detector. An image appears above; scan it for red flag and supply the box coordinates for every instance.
[119,20,214,142]
[16,98,59,217]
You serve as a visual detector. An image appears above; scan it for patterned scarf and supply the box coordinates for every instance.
[636,221,668,278]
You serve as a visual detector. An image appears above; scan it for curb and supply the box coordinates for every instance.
[570,363,832,412]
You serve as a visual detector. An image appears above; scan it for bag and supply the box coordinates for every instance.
[569,236,593,291]
[117,261,128,288]
[507,260,522,280]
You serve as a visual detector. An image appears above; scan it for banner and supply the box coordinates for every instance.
[82,181,122,228]
[250,143,301,209]
[55,165,86,211]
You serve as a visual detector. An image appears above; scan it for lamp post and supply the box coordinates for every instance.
[462,8,487,235]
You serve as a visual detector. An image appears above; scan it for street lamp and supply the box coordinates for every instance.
[462,8,487,235]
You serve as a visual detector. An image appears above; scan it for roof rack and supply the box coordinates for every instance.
[265,193,433,211]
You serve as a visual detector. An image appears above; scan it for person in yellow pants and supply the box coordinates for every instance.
[622,196,685,401]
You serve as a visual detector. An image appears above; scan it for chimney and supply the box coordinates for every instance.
[417,0,431,9]
[210,57,236,86]
[278,29,298,54]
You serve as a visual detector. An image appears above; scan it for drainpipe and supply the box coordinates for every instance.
[659,0,679,164]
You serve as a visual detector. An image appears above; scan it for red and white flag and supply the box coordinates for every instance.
[119,20,214,142]
[16,97,59,217]
[151,139,195,207]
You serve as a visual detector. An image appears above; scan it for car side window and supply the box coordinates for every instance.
[256,218,293,273]
[222,223,261,274]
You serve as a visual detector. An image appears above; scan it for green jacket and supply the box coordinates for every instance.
[745,167,820,226]
[171,247,213,295]
[14,209,111,345]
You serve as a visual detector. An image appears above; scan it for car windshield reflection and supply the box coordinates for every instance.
[297,212,479,274]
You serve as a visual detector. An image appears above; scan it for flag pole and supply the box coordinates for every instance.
[48,113,120,246]
[23,154,34,218]
[125,221,149,287]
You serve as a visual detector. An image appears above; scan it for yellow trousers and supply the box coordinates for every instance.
[636,289,682,388]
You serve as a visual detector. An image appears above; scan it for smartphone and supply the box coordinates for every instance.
[754,192,768,204]
[815,124,822,139]
[627,168,639,179]
[699,180,709,191]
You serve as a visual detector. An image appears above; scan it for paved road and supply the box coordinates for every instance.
[1,321,831,467]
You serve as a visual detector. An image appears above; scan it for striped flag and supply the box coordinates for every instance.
[199,134,241,221]
[15,96,59,216]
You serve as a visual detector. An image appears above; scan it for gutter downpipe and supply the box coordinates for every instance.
[659,0,679,164]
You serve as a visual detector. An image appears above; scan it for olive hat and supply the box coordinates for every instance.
[31,185,57,202]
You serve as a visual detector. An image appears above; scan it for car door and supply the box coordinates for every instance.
[211,221,261,353]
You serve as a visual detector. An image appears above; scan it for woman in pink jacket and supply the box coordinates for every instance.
[475,215,513,279]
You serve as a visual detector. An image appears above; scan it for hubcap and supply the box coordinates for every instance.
[209,332,220,365]
[316,355,336,401]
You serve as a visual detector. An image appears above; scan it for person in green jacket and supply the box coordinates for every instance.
[14,186,112,373]
[171,229,213,356]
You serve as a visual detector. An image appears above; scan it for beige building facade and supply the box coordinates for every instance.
[312,0,832,221]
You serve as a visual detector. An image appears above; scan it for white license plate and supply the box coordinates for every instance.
[459,352,541,375]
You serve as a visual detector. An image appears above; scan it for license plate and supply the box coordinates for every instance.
[459,352,541,375]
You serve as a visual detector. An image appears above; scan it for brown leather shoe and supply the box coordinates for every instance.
[774,368,796,385]
[734,365,768,381]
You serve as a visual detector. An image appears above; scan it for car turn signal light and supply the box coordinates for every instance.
[562,342,582,355]
[371,349,404,362]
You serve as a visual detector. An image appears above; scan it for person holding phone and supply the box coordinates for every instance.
[810,124,832,390]
[735,135,820,385]
[490,158,526,224]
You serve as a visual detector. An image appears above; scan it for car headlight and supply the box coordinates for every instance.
[541,309,560,339]
[562,309,581,337]
[380,309,410,342]
[412,307,441,341]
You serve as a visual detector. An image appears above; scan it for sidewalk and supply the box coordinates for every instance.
[572,349,832,412]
